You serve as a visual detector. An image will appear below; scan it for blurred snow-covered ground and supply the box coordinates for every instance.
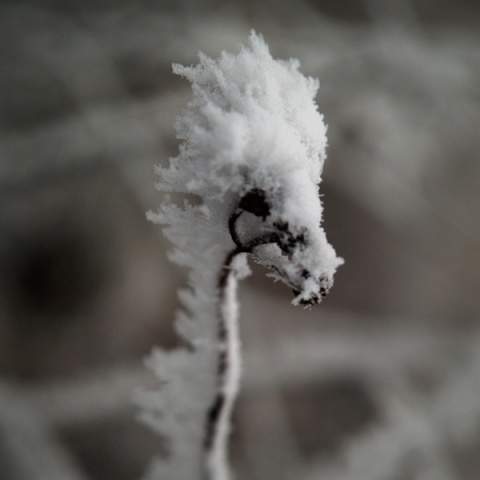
[1,1,480,479]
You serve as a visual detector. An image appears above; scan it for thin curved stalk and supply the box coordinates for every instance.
[203,251,242,480]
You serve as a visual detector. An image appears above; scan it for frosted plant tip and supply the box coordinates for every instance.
[156,30,342,305]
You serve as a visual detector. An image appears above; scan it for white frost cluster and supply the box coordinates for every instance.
[158,30,342,305]
[142,31,342,480]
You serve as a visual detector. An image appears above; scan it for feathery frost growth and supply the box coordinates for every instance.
[142,31,342,480]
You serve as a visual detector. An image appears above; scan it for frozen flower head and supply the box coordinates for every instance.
[158,31,342,305]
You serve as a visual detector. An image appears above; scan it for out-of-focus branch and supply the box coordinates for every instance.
[0,386,90,480]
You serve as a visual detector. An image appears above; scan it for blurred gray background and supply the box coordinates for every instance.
[1,1,480,479]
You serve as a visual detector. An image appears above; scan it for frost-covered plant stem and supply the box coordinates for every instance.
[143,32,342,480]
[204,256,241,480]
[205,190,298,479]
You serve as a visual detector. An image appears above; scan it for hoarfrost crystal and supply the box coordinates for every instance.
[141,31,342,480]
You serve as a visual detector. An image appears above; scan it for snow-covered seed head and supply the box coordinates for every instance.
[160,31,343,305]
